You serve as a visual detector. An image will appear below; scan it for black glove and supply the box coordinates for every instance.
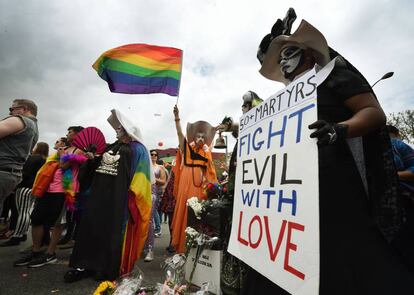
[308,120,348,145]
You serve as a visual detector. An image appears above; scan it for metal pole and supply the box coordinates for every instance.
[371,72,394,88]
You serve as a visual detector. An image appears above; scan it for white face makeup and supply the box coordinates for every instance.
[241,103,251,114]
[195,132,205,146]
[116,125,127,139]
[279,46,303,77]
[242,91,253,114]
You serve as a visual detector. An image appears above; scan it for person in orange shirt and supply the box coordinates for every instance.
[170,105,217,253]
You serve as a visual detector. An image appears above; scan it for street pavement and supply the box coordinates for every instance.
[0,223,171,295]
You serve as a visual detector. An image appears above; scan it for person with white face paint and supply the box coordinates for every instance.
[194,132,206,147]
[64,110,152,283]
[170,105,218,253]
[244,12,414,295]
[278,45,304,78]
[115,125,126,139]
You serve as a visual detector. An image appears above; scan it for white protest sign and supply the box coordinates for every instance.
[228,63,334,295]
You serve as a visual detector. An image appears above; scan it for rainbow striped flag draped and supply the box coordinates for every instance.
[92,43,183,96]
[120,141,152,275]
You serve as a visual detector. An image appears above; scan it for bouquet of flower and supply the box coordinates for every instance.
[155,277,187,295]
[112,264,144,295]
[203,183,222,200]
[187,193,230,250]
[187,197,203,220]
[155,280,214,295]
[161,254,187,287]
[155,253,191,294]
[152,228,218,294]
[185,227,200,258]
[93,281,116,295]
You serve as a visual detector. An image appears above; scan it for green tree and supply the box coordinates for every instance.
[387,109,414,144]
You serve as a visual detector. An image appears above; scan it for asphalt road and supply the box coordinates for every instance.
[0,223,171,295]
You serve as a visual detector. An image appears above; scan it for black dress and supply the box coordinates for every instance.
[242,66,414,294]
[221,143,248,295]
[69,142,132,280]
[18,154,45,189]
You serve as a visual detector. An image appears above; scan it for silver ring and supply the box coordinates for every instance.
[327,132,337,144]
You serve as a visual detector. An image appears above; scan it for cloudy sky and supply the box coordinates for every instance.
[0,0,413,151]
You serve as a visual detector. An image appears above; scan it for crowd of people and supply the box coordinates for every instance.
[1,10,414,295]
[0,100,223,284]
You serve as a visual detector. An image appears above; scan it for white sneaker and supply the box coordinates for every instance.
[144,250,154,262]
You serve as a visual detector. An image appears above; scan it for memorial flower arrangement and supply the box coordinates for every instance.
[187,183,229,250]
[188,182,228,236]
[187,197,203,220]
[91,264,145,295]
[154,254,191,294]
[153,228,218,295]
[151,183,226,294]
[112,266,144,295]
[203,183,222,199]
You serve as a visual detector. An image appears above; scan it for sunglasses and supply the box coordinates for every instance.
[9,106,24,112]
[279,46,302,61]
[151,153,158,156]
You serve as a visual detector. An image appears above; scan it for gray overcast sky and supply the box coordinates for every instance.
[0,0,413,151]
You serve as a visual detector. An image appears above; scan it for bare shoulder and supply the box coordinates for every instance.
[74,148,86,155]
[0,116,25,137]
[67,146,86,155]
[1,116,25,127]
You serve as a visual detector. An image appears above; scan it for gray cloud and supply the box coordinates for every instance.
[0,0,413,151]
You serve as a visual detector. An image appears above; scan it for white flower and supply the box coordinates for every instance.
[187,197,199,207]
[185,226,199,238]
[187,197,203,219]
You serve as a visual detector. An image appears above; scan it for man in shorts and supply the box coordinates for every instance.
[0,99,38,216]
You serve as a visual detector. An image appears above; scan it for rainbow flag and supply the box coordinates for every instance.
[93,43,183,96]
[120,141,153,275]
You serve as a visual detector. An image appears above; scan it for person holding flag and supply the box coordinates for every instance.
[170,105,217,253]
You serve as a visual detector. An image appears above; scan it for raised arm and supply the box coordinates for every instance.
[173,105,185,152]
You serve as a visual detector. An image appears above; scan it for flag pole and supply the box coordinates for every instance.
[175,49,184,106]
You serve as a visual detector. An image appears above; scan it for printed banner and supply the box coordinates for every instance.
[228,66,324,295]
